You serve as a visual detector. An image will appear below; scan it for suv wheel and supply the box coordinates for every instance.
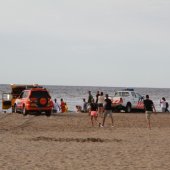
[46,110,51,117]
[23,106,28,116]
[14,104,17,113]
[12,107,15,113]
[126,103,131,113]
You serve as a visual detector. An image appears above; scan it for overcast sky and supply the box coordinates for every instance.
[0,0,170,88]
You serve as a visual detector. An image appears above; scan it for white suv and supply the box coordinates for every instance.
[112,89,144,113]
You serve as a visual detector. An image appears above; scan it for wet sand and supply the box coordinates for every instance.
[0,112,170,170]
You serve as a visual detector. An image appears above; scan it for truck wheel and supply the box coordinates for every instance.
[126,104,131,113]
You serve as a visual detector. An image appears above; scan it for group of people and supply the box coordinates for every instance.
[86,91,169,130]
[53,91,169,130]
[53,98,68,113]
[87,91,114,127]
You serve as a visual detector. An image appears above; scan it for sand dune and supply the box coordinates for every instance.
[0,112,170,170]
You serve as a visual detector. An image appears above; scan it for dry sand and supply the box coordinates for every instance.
[0,112,170,170]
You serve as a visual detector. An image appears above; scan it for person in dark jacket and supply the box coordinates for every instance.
[102,94,114,127]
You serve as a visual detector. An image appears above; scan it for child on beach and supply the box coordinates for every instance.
[89,99,102,127]
[75,105,82,113]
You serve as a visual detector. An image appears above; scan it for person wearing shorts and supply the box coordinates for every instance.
[98,92,105,117]
[143,95,156,130]
[102,94,114,127]
[90,99,102,127]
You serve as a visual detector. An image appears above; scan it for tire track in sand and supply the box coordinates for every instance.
[0,113,36,132]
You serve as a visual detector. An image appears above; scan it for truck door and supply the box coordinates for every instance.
[2,93,12,110]
[131,92,138,108]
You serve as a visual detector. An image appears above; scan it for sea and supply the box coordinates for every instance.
[0,84,170,112]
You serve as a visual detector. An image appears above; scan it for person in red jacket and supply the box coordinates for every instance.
[60,98,66,113]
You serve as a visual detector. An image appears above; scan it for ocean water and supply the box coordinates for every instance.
[0,84,170,112]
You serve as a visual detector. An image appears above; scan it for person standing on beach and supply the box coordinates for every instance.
[53,98,60,113]
[95,91,100,104]
[143,95,156,130]
[102,94,114,127]
[82,98,88,112]
[88,91,93,104]
[98,92,105,117]
[160,97,167,112]
[89,99,102,127]
[165,101,169,112]
[60,98,66,113]
[87,91,93,112]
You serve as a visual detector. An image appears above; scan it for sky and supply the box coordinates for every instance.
[0,0,170,88]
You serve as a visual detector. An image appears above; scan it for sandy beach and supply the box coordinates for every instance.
[0,112,170,170]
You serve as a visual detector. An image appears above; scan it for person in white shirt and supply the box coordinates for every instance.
[53,98,60,113]
[160,97,166,112]
[82,98,88,112]
[98,92,105,117]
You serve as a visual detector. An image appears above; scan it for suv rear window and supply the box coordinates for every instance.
[30,91,50,98]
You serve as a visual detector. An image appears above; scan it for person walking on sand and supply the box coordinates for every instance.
[143,95,156,130]
[89,99,102,127]
[102,94,114,127]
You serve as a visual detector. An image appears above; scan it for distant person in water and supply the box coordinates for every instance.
[143,95,156,130]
